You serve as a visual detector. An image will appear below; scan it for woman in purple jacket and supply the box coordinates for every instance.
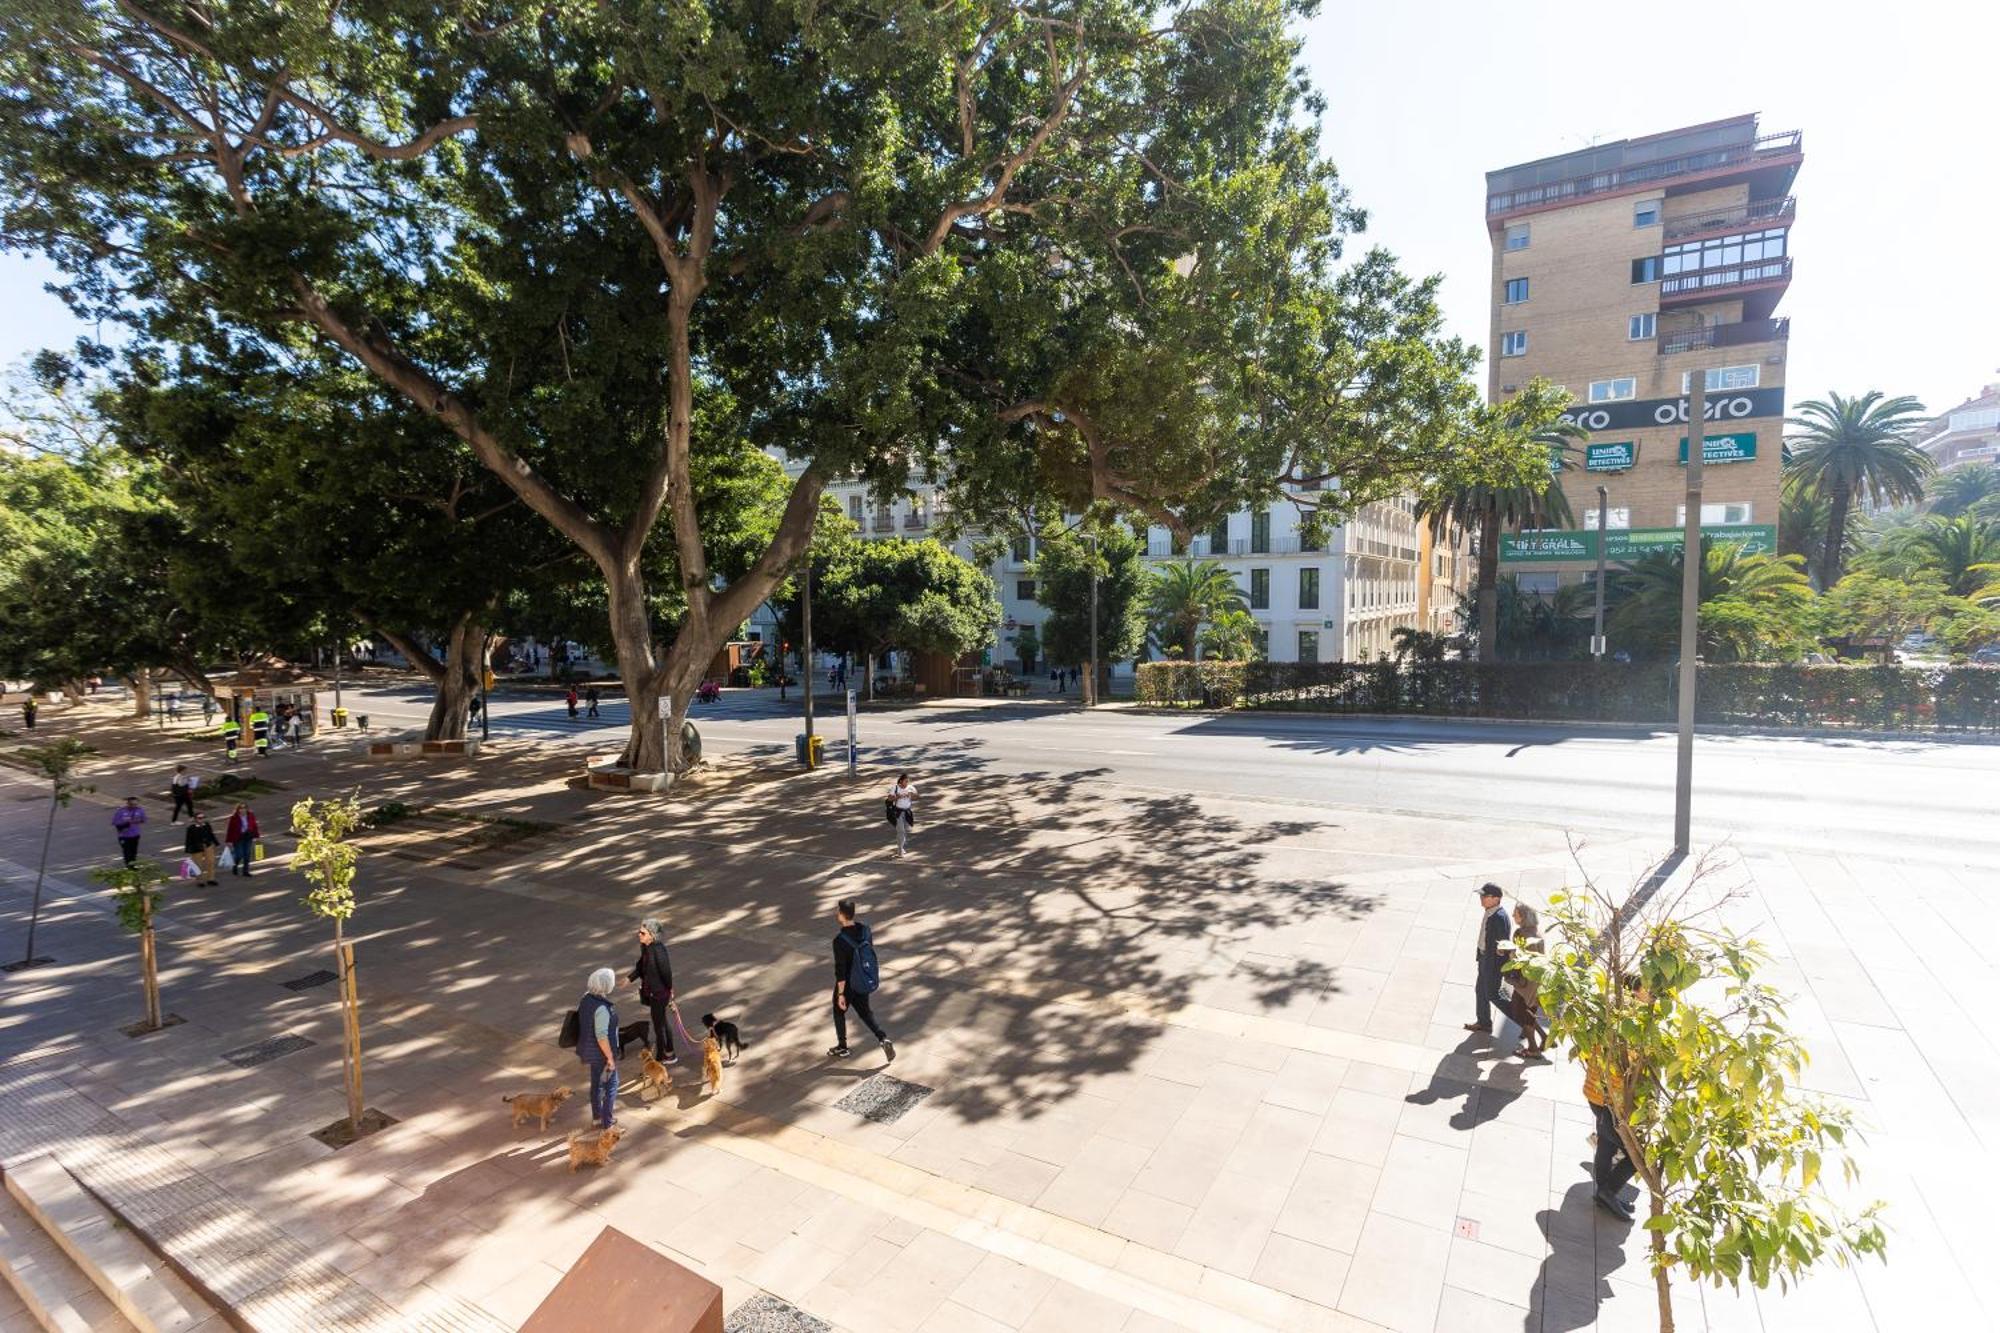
[112,797,146,866]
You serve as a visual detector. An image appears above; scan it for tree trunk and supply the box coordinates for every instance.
[605,566,667,772]
[1477,508,1502,662]
[1650,1189,1675,1333]
[865,654,877,702]
[130,671,152,719]
[422,617,484,742]
[336,933,364,1133]
[140,903,161,1032]
[1818,482,1852,591]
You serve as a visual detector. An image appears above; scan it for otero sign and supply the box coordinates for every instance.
[1500,524,1778,563]
[1677,431,1757,465]
[1556,386,1784,434]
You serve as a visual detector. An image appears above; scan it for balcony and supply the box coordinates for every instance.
[1487,130,1802,219]
[902,513,928,531]
[1658,317,1790,354]
[871,516,895,533]
[1659,257,1792,304]
[1663,195,1795,242]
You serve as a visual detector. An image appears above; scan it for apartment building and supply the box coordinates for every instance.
[1918,382,2000,473]
[751,465,1458,673]
[1485,115,1803,593]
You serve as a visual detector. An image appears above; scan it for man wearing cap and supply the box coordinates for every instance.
[1464,883,1512,1037]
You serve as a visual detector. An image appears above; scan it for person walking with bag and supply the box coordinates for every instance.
[224,802,259,877]
[1504,904,1549,1061]
[576,967,621,1129]
[1463,883,1512,1038]
[885,772,917,858]
[112,797,147,866]
[183,812,220,886]
[829,898,893,1061]
[627,919,677,1065]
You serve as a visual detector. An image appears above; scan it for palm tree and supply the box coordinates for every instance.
[1926,462,2000,518]
[1143,558,1248,658]
[1783,392,1933,589]
[1886,514,2000,598]
[1777,480,1831,565]
[1609,539,1813,662]
[1420,422,1582,662]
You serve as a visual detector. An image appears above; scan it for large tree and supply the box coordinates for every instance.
[1,2,1556,772]
[789,537,1000,697]
[1926,461,2000,519]
[1029,520,1148,683]
[1783,392,1933,589]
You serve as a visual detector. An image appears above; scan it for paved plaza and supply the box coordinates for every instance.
[0,695,1992,1331]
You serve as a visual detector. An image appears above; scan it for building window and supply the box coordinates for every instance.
[1209,516,1231,554]
[1248,568,1270,610]
[1252,627,1269,659]
[1586,506,1632,530]
[847,494,864,523]
[1588,377,1637,403]
[1301,527,1323,554]
[1298,567,1321,611]
[1504,223,1529,251]
[1631,256,1660,283]
[1500,330,1527,357]
[1015,579,1038,601]
[1676,502,1754,526]
[1298,630,1320,664]
[1515,573,1560,598]
[1504,277,1529,304]
[1662,227,1787,277]
[1251,510,1271,554]
[1680,364,1760,392]
[1627,313,1656,341]
[1634,200,1660,227]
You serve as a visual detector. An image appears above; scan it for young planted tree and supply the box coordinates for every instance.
[2,2,1561,775]
[89,860,171,1031]
[1198,608,1260,661]
[11,740,94,970]
[1519,863,1887,1332]
[290,796,367,1137]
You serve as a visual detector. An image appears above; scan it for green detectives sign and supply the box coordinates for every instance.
[1585,441,1637,472]
[1677,431,1758,465]
[1500,524,1778,564]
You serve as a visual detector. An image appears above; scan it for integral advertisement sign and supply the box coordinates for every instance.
[1555,386,1784,434]
[1500,524,1778,564]
[1676,431,1758,465]
[1584,441,1637,472]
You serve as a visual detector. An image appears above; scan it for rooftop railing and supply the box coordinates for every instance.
[1488,130,1801,218]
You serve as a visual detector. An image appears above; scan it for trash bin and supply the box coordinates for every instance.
[794,732,823,768]
[331,707,349,728]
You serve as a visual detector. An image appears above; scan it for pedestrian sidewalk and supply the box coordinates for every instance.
[0,711,1989,1331]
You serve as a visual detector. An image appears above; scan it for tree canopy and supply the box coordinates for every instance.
[800,538,1000,689]
[1029,521,1148,671]
[0,0,1565,770]
[1783,392,1932,589]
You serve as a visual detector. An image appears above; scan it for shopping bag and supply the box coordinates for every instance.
[178,858,200,880]
[217,846,236,873]
[253,840,266,862]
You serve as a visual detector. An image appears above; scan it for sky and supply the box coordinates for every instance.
[2,1,1996,418]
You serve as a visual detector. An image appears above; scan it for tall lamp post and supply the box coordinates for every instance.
[1672,376,1708,855]
[1087,530,1101,708]
[802,558,816,746]
[1591,485,1610,660]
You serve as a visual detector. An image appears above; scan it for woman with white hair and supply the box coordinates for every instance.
[628,919,676,1065]
[577,967,621,1128]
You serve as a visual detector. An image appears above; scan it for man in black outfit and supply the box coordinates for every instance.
[627,918,677,1063]
[829,898,893,1060]
[1464,883,1512,1037]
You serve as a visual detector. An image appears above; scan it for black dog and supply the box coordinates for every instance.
[701,1014,743,1064]
[616,1020,651,1058]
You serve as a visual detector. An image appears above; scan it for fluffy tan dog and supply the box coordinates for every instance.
[638,1048,672,1098]
[702,1035,724,1096]
[566,1126,625,1171]
[500,1085,571,1131]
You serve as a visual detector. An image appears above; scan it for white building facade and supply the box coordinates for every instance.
[751,465,1465,675]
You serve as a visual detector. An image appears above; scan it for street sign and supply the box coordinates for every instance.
[656,696,671,719]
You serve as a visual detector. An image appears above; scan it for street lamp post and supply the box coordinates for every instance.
[1592,485,1610,660]
[1672,376,1708,855]
[802,558,815,745]
[1087,531,1100,708]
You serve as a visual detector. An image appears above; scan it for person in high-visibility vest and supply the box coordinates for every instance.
[221,718,241,762]
[249,707,271,757]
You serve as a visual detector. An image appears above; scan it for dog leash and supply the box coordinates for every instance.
[668,1002,704,1051]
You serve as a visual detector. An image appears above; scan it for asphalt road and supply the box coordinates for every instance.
[322,684,2000,871]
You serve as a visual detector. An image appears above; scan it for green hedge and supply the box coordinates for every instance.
[1131,661,2000,732]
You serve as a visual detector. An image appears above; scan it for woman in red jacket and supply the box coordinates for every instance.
[224,803,260,878]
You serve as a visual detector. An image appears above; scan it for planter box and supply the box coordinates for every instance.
[586,762,671,793]
[368,737,481,758]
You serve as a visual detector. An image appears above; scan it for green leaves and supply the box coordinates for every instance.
[291,795,365,927]
[89,860,169,933]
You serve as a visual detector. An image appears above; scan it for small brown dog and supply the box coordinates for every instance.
[702,1035,724,1096]
[566,1126,624,1171]
[637,1048,672,1098]
[501,1085,572,1131]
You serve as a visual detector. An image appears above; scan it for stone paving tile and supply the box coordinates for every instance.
[1271,1151,1377,1255]
[1369,1134,1467,1233]
[1337,1211,1449,1333]
[1250,1232,1350,1310]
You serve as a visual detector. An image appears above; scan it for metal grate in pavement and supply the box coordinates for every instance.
[280,969,339,991]
[833,1072,934,1126]
[725,1293,832,1333]
[220,1034,314,1068]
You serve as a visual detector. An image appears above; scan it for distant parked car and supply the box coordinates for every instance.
[1972,645,2000,665]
